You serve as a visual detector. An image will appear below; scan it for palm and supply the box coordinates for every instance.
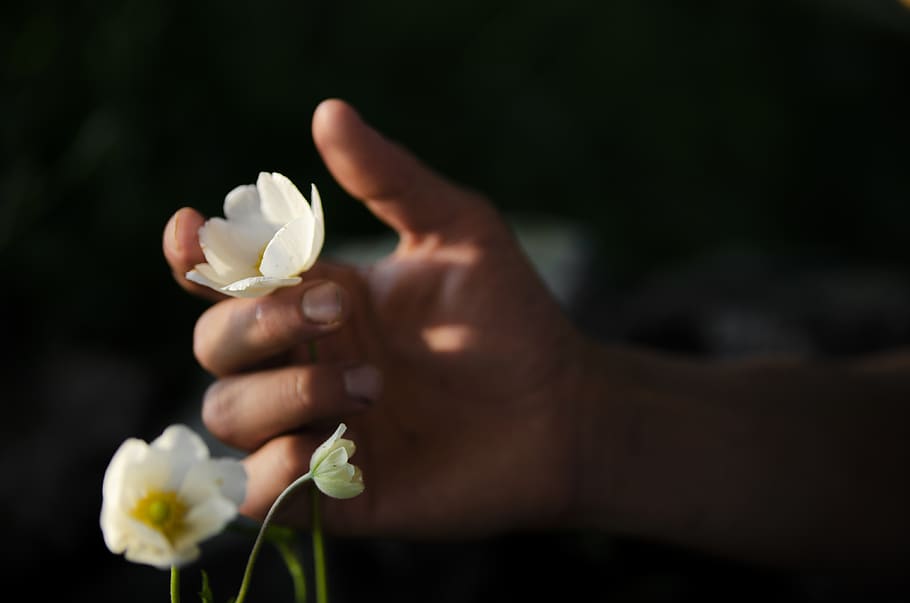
[320,215,582,535]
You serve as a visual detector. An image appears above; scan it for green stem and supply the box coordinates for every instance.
[170,566,180,603]
[312,488,328,603]
[274,538,308,603]
[233,472,313,603]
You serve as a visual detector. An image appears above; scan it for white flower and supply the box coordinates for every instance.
[186,172,325,298]
[309,423,365,499]
[100,424,247,569]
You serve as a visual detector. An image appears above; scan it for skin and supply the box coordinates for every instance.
[163,99,910,572]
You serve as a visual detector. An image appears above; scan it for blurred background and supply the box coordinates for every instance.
[2,0,910,600]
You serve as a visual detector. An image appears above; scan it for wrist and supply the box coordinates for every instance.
[562,339,633,531]
[563,341,686,536]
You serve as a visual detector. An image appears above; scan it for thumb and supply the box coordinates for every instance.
[312,98,482,238]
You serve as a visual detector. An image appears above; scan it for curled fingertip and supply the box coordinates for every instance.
[165,207,205,262]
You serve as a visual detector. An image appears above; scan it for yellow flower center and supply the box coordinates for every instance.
[131,490,188,544]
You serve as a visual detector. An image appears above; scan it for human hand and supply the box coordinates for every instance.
[162,99,592,538]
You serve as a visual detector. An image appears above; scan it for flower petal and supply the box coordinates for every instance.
[151,424,209,486]
[310,183,325,261]
[223,184,263,222]
[219,275,302,298]
[315,466,364,499]
[259,214,317,278]
[100,498,131,554]
[167,544,202,568]
[102,438,147,504]
[100,507,128,553]
[198,217,269,281]
[122,517,189,569]
[186,263,232,289]
[258,172,308,225]
[101,424,245,570]
[152,424,209,460]
[211,458,248,506]
[118,446,181,500]
[309,424,348,472]
[179,458,247,508]
[176,496,238,552]
[318,444,352,473]
[315,461,355,482]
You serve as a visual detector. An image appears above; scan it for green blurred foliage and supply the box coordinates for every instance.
[2,0,909,363]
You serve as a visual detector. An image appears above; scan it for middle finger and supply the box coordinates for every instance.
[194,279,349,376]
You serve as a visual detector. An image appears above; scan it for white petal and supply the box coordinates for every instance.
[198,218,267,281]
[224,189,282,259]
[315,466,364,499]
[198,219,246,275]
[176,496,238,551]
[100,502,128,553]
[179,458,246,508]
[223,184,263,222]
[119,446,178,501]
[178,468,221,508]
[167,544,202,568]
[309,183,325,263]
[259,214,316,278]
[102,438,147,503]
[309,424,347,472]
[152,424,209,460]
[186,264,232,289]
[339,439,355,458]
[318,445,352,473]
[126,540,198,569]
[316,461,355,482]
[151,424,209,486]
[211,458,248,506]
[122,518,186,569]
[272,173,310,216]
[218,275,302,298]
[258,172,307,225]
[310,183,324,226]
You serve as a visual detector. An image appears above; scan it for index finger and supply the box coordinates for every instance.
[162,207,226,302]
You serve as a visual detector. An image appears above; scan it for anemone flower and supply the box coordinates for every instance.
[100,424,247,569]
[186,172,324,298]
[309,423,365,499]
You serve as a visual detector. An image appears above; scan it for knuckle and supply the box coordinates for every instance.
[201,380,235,439]
[253,298,302,348]
[284,370,311,413]
[278,369,324,424]
[192,315,217,372]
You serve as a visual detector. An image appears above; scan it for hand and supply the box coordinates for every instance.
[162,99,592,537]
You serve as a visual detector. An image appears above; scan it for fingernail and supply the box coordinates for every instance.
[302,282,343,324]
[344,365,382,403]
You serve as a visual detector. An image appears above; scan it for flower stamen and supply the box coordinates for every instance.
[132,490,188,544]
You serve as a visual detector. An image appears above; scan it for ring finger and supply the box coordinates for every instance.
[202,363,381,451]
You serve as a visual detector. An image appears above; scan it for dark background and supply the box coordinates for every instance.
[2,0,910,601]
